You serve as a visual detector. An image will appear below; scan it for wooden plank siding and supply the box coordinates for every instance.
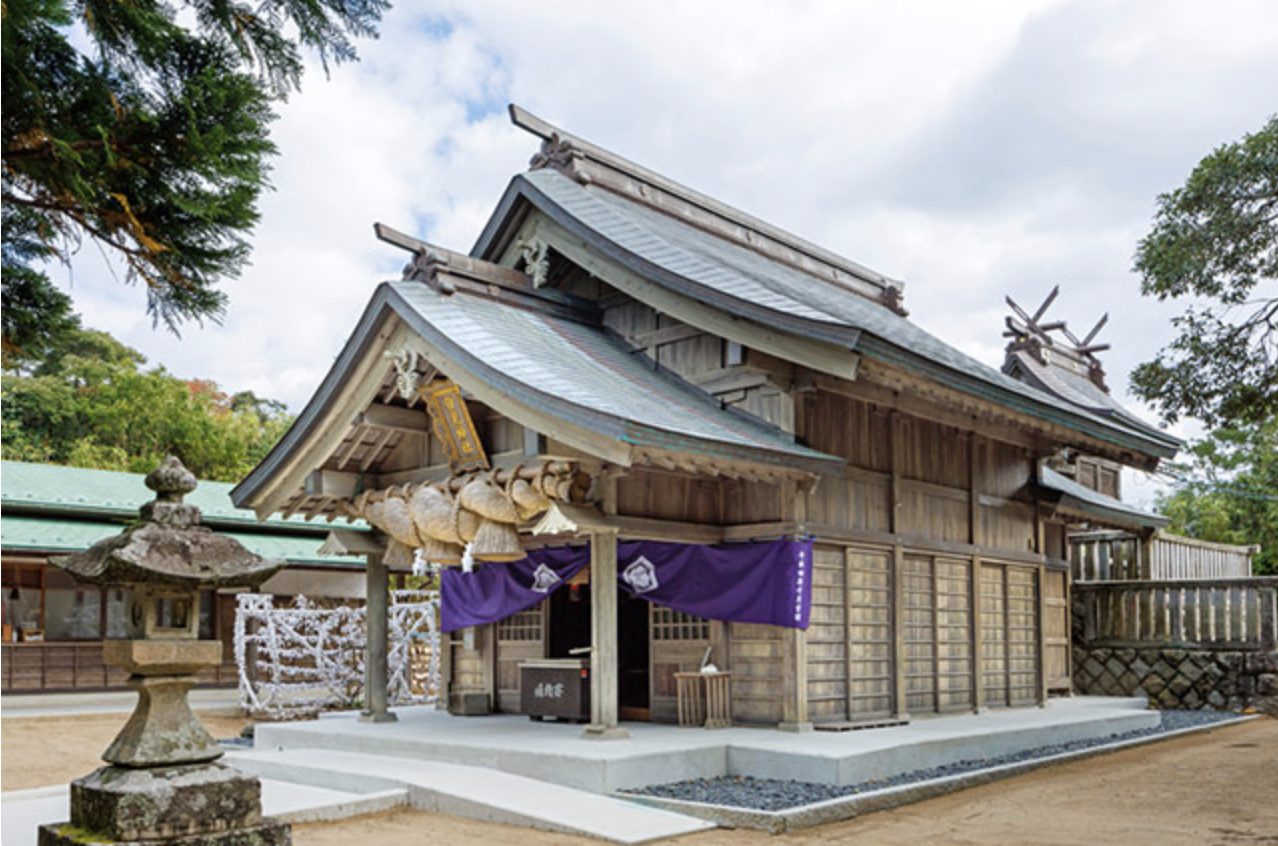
[457,333,1061,726]
[651,606,713,723]
[495,606,545,713]
[729,622,786,724]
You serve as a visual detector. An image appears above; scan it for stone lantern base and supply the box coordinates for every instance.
[37,762,290,846]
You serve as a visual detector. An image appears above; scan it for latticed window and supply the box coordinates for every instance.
[652,606,709,641]
[497,608,542,642]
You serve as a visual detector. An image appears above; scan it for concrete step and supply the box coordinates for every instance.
[225,748,717,844]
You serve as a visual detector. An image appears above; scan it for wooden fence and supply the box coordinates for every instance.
[1071,531,1256,582]
[1075,578,1278,651]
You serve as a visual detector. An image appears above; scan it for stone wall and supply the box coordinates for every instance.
[1073,646,1278,716]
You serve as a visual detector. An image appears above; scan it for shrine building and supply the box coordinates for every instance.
[231,106,1178,735]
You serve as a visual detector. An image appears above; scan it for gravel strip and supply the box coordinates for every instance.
[626,710,1242,811]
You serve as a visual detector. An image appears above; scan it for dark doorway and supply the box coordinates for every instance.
[618,592,651,718]
[547,583,591,658]
[545,581,651,719]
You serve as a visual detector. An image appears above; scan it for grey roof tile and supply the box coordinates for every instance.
[388,281,840,469]
[513,169,1178,458]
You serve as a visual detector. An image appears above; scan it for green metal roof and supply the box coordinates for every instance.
[1,461,361,531]
[1038,467,1169,530]
[0,515,364,568]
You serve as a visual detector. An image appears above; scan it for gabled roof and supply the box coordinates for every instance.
[387,281,839,472]
[471,109,1180,464]
[1037,466,1169,531]
[232,267,845,514]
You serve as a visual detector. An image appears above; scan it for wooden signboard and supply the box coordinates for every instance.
[421,381,490,473]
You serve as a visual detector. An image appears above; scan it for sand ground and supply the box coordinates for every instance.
[3,710,1275,845]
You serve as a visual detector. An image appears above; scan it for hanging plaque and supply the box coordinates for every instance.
[421,381,489,473]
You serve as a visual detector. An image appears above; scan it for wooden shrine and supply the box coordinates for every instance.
[233,105,1180,735]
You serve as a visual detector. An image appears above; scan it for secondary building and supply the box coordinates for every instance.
[1,460,365,692]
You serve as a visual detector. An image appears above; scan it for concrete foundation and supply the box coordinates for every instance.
[250,696,1159,794]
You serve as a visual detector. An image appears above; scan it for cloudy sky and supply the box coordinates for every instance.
[59,0,1278,503]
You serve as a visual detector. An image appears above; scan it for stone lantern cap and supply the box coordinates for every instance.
[50,456,285,589]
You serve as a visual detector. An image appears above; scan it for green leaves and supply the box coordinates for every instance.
[1,0,387,362]
[1,326,294,482]
[1157,420,1278,576]
[1131,115,1278,427]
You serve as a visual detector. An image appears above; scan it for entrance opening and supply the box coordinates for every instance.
[618,592,650,719]
[544,581,651,720]
[547,583,591,658]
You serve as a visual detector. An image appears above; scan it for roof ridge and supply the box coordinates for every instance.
[508,104,907,313]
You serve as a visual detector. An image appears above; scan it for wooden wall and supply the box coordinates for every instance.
[801,389,1039,555]
[448,627,491,710]
[441,282,1067,724]
[805,542,1044,724]
[495,606,545,713]
[650,606,711,723]
[729,622,786,724]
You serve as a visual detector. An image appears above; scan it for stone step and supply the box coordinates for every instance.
[224,748,717,844]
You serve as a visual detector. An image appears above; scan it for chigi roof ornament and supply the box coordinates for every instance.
[1004,285,1111,392]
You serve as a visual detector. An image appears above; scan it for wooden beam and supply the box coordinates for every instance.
[305,469,361,498]
[613,515,723,544]
[373,450,525,488]
[333,426,367,472]
[627,322,704,350]
[359,428,396,473]
[357,403,429,433]
[798,523,1051,569]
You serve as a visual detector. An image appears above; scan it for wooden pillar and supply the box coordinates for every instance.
[583,527,628,739]
[779,626,812,732]
[892,544,910,721]
[971,556,985,713]
[360,551,397,723]
[1037,563,1049,706]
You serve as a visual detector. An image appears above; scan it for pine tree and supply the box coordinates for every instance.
[1,0,388,365]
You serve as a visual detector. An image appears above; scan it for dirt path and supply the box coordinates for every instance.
[1,711,249,791]
[4,713,1274,845]
[292,718,1278,846]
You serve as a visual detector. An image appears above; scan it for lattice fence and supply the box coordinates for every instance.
[235,590,441,719]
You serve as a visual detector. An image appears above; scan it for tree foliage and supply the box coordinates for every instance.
[2,326,293,482]
[1156,421,1278,576]
[1,0,388,365]
[1131,115,1278,428]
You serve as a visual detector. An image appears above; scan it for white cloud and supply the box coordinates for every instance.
[45,0,1278,447]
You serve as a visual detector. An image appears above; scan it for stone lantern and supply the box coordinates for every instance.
[39,456,290,846]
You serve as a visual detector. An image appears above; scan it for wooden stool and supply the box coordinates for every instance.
[674,671,731,728]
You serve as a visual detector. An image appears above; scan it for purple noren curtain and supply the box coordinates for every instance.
[439,539,812,632]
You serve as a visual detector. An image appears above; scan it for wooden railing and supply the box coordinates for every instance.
[1071,530,1256,582]
[1075,578,1278,651]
